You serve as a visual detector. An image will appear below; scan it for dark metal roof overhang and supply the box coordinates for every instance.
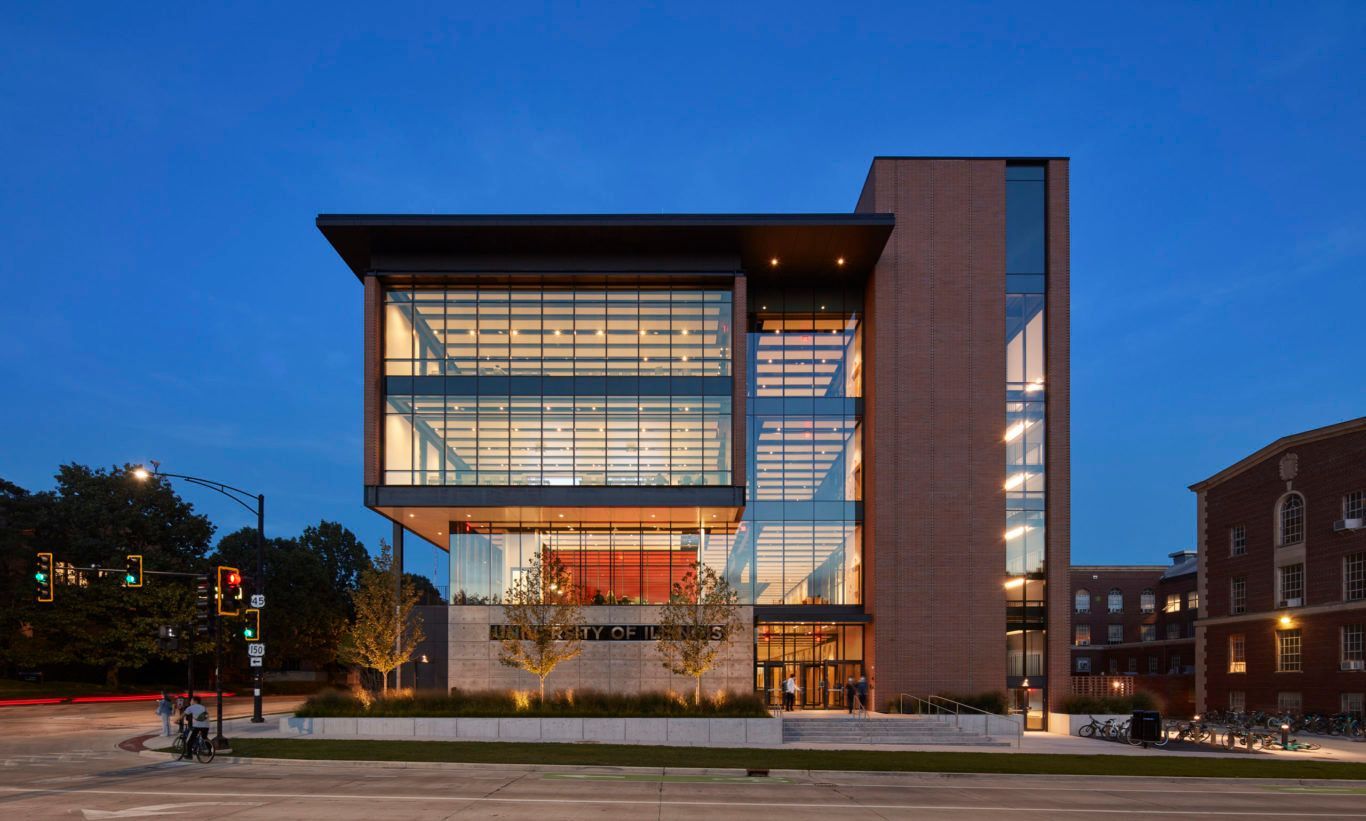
[317,213,895,280]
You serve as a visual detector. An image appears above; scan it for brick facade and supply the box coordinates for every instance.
[1070,557,1197,715]
[1193,418,1366,715]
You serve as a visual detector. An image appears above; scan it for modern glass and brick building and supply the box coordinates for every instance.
[321,156,1071,728]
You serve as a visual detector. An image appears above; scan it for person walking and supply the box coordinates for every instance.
[855,675,870,717]
[154,691,173,737]
[782,674,800,712]
[844,677,857,715]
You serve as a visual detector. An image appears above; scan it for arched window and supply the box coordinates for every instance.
[1107,588,1124,613]
[1278,493,1305,546]
[1140,588,1155,614]
[1074,588,1090,614]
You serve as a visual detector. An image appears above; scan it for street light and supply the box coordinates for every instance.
[134,463,266,726]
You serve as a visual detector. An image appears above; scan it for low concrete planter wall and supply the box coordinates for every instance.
[279,714,781,746]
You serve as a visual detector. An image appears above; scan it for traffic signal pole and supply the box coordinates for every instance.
[253,493,264,723]
[213,614,227,750]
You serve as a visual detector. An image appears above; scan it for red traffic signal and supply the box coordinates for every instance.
[216,565,243,616]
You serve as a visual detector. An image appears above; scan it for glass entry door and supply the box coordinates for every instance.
[756,663,784,708]
[1010,687,1045,731]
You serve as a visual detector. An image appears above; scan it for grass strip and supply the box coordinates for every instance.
[230,738,1366,780]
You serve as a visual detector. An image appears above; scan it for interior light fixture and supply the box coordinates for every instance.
[769,257,779,267]
[836,257,845,266]
[1003,525,1029,540]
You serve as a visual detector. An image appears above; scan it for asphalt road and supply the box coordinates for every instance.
[3,700,1366,819]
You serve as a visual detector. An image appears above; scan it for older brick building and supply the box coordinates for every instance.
[1192,417,1366,717]
[323,157,1072,729]
[1070,551,1197,715]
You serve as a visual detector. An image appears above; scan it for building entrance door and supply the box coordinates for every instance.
[756,663,784,708]
[800,663,830,708]
[1010,687,1046,731]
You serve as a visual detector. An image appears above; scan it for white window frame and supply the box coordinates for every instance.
[1229,634,1246,673]
[1346,553,1365,602]
[1164,593,1181,614]
[1277,492,1305,547]
[1277,629,1303,673]
[1277,691,1303,711]
[1074,624,1091,646]
[1141,624,1156,643]
[1140,588,1155,614]
[1074,588,1090,614]
[1230,524,1247,556]
[1074,656,1091,674]
[1344,624,1364,667]
[1187,590,1199,610]
[1107,624,1123,644]
[1228,690,1246,712]
[1278,563,1305,606]
[1107,588,1123,614]
[1345,490,1365,521]
[1343,692,1364,718]
[1231,576,1247,615]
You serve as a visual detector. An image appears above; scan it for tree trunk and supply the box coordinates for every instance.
[381,668,388,695]
[539,676,546,703]
[695,675,702,706]
[106,666,119,689]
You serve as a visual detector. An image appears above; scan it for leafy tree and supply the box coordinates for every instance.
[211,528,351,671]
[496,550,584,702]
[403,572,444,605]
[655,562,744,704]
[339,540,424,694]
[4,465,213,686]
[297,521,372,606]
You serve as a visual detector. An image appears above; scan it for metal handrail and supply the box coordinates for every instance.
[899,693,1023,748]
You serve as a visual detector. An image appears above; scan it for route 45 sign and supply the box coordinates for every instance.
[247,643,266,657]
[249,594,265,608]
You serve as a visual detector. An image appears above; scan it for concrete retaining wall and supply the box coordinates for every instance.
[279,714,781,746]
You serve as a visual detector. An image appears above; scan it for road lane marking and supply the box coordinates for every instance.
[545,773,793,784]
[0,786,1362,815]
[80,802,262,819]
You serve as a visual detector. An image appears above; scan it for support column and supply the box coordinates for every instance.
[392,520,405,690]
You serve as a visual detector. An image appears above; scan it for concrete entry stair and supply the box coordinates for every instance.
[781,714,1011,747]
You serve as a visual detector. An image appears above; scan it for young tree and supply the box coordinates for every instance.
[655,562,744,704]
[339,540,424,694]
[496,550,584,702]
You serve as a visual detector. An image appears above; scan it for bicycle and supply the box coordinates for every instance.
[174,731,215,763]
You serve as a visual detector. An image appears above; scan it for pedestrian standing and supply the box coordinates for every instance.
[844,677,856,715]
[154,691,173,736]
[855,675,869,717]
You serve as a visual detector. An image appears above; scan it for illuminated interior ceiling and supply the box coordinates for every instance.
[370,505,743,550]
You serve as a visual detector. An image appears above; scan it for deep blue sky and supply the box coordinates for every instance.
[2,3,1363,588]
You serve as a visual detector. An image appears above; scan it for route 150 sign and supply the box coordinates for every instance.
[247,643,266,657]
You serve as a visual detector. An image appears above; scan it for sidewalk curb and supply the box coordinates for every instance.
[130,747,1366,787]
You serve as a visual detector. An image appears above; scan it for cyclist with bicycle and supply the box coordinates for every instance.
[179,696,209,760]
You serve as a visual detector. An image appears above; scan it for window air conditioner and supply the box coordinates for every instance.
[1334,518,1365,532]
[1278,598,1303,608]
[1342,660,1365,671]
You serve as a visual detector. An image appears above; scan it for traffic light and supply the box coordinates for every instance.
[216,566,243,616]
[195,576,215,635]
[35,552,54,603]
[123,554,143,588]
[242,608,261,641]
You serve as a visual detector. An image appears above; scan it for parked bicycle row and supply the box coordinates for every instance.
[1200,709,1364,738]
[1077,714,1327,752]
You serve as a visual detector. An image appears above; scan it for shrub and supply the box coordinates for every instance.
[1061,692,1164,715]
[295,687,771,718]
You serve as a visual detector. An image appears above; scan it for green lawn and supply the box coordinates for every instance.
[229,738,1366,780]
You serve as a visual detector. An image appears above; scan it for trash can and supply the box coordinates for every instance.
[1131,710,1162,744]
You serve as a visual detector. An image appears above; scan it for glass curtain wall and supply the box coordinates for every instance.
[382,286,733,486]
[742,284,864,606]
[451,516,739,605]
[1005,164,1048,714]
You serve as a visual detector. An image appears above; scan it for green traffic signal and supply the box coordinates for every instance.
[244,628,256,639]
[125,574,136,584]
[35,572,46,582]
